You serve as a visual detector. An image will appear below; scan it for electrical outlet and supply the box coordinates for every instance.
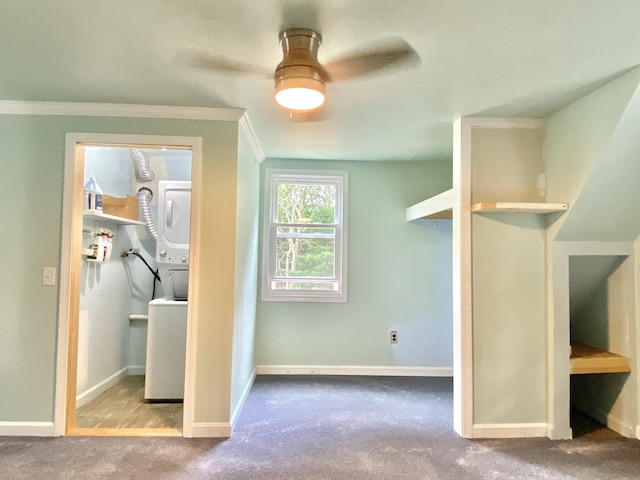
[42,267,56,286]
[390,330,398,344]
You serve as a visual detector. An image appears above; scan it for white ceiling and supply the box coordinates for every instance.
[1,0,639,161]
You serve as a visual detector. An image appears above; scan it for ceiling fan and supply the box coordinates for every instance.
[187,28,420,114]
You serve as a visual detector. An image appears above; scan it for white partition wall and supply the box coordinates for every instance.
[412,118,561,438]
[460,118,558,438]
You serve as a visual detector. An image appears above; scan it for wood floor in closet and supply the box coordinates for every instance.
[76,375,183,429]
[570,409,621,439]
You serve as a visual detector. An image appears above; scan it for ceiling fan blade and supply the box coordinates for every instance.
[323,37,420,82]
[179,49,272,77]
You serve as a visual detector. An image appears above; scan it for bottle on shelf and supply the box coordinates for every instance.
[104,230,113,261]
[86,227,114,262]
[83,176,103,212]
[89,231,105,262]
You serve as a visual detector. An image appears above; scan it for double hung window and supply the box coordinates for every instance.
[262,169,348,302]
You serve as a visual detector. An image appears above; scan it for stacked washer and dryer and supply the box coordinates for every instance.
[144,181,191,401]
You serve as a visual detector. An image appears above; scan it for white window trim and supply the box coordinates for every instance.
[261,168,348,303]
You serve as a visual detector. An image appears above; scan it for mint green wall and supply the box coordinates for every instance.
[230,128,260,418]
[472,213,547,424]
[636,237,640,433]
[469,126,548,425]
[0,116,62,421]
[545,66,640,437]
[0,114,242,425]
[255,158,453,368]
[546,67,640,242]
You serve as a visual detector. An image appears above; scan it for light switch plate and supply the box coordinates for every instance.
[42,267,56,286]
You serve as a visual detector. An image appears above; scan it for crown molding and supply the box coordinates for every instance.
[239,112,266,163]
[0,101,246,122]
[460,116,546,130]
[0,100,267,162]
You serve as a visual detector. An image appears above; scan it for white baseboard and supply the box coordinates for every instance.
[472,423,548,438]
[0,422,56,437]
[76,367,129,408]
[231,369,256,429]
[190,422,232,438]
[127,365,146,376]
[547,425,572,440]
[255,365,453,377]
[76,365,145,408]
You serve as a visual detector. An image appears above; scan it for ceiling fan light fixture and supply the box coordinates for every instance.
[275,76,325,111]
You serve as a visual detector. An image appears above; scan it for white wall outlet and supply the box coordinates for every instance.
[390,330,398,344]
[42,267,56,286]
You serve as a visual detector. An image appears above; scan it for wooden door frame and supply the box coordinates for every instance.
[54,133,202,437]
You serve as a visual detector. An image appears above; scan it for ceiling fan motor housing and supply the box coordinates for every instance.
[275,28,327,105]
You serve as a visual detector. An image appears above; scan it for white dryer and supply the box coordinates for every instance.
[156,180,191,300]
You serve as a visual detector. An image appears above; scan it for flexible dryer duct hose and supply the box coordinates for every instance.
[131,149,155,182]
[138,187,157,240]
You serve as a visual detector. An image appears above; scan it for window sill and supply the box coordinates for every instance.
[261,292,348,303]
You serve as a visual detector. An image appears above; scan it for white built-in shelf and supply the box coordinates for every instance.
[471,202,568,214]
[83,210,144,226]
[570,343,631,375]
[406,188,453,221]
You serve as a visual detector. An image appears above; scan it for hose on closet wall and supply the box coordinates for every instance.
[138,187,157,240]
[131,149,155,182]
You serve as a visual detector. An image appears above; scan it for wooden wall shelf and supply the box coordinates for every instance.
[570,343,631,374]
[406,188,453,221]
[471,202,568,214]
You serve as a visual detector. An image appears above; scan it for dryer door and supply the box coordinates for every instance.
[162,188,190,245]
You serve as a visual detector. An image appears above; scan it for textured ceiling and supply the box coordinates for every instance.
[1,0,639,161]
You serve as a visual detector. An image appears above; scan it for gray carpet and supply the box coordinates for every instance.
[2,375,640,479]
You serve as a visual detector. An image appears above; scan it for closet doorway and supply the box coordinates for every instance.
[55,133,202,437]
[568,254,635,437]
[550,241,637,439]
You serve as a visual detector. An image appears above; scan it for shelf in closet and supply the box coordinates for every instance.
[471,202,568,214]
[570,343,631,374]
[406,188,453,221]
[83,210,144,226]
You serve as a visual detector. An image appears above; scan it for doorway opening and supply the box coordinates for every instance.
[55,133,202,437]
[568,254,634,438]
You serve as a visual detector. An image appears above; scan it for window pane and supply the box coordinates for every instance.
[277,183,336,224]
[275,229,335,278]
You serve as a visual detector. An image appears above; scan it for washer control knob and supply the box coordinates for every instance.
[181,256,187,263]
[159,250,167,257]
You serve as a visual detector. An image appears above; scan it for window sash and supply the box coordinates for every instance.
[275,225,337,239]
[275,181,338,225]
[262,169,348,302]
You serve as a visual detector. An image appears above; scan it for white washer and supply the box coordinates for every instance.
[144,298,187,401]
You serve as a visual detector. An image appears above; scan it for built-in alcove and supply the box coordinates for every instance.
[568,255,636,437]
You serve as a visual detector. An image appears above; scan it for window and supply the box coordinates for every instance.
[262,169,348,302]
